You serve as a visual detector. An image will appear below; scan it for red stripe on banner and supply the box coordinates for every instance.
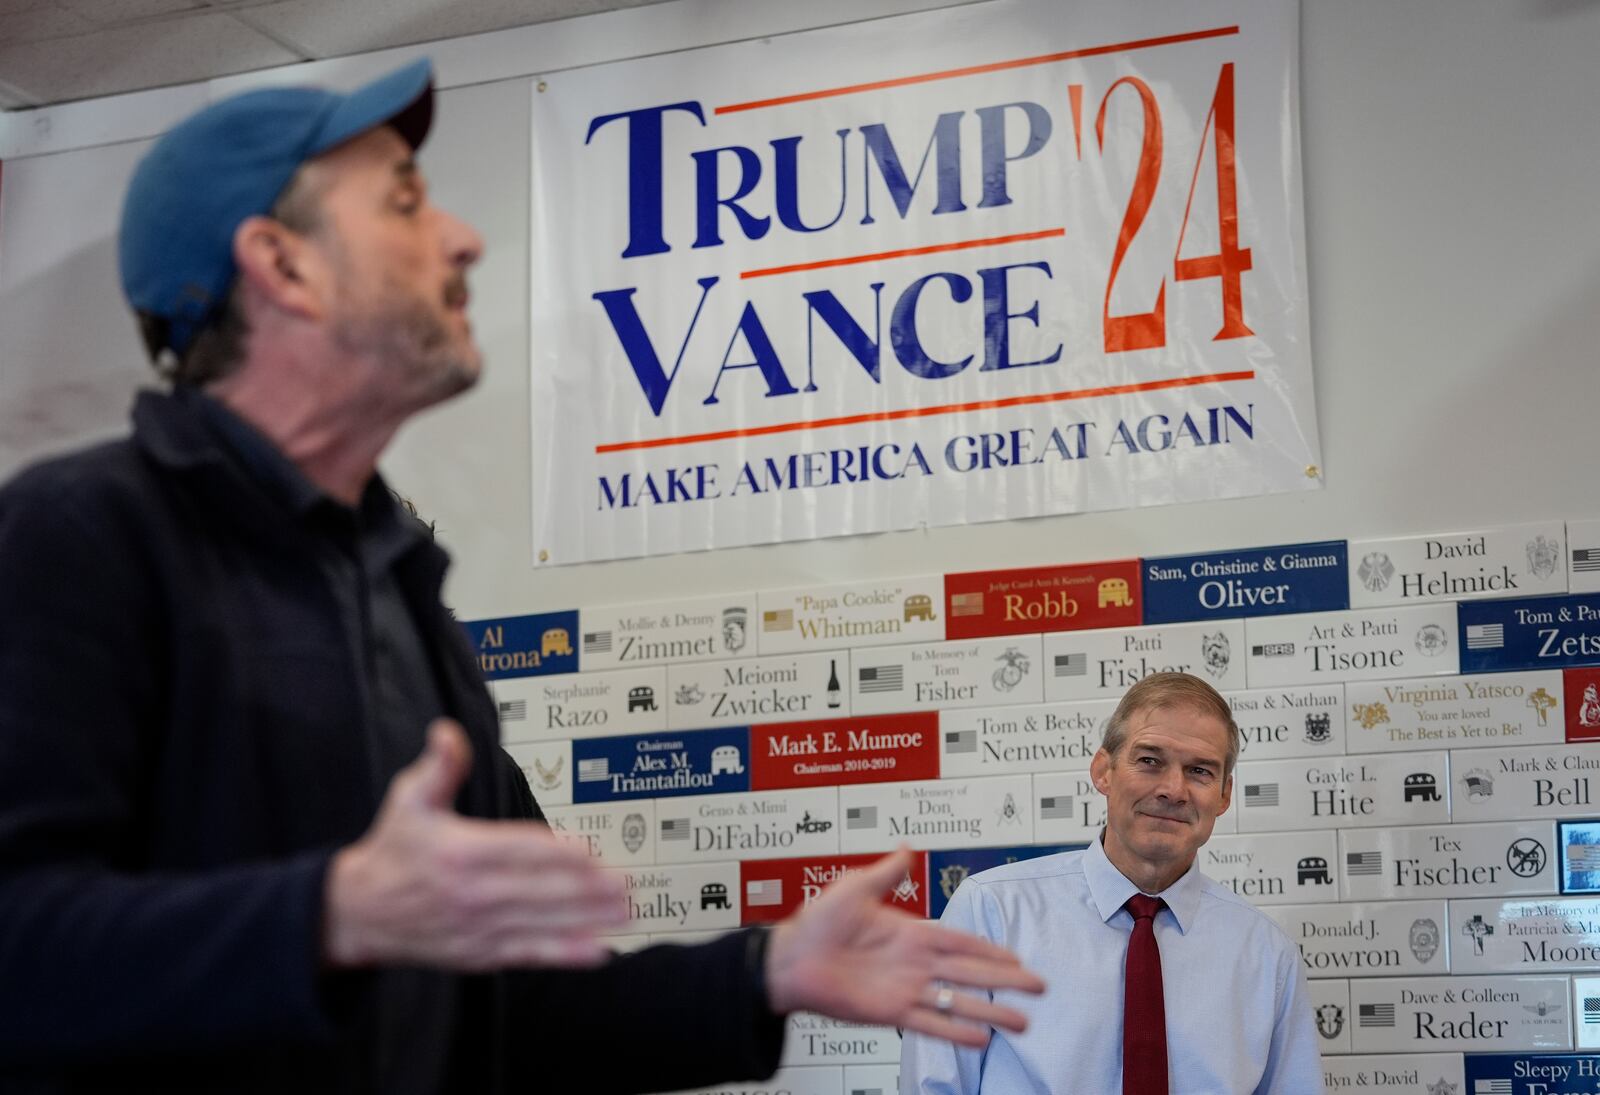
[713,26,1241,115]
[740,228,1064,280]
[595,370,1255,455]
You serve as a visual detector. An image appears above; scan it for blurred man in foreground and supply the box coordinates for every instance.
[0,60,1042,1094]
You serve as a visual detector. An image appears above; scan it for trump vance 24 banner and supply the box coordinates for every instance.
[528,0,1319,564]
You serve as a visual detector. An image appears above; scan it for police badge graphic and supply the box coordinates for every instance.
[1415,624,1449,657]
[1200,632,1231,679]
[1304,713,1332,744]
[1357,552,1395,593]
[1408,917,1440,963]
[621,812,647,854]
[1527,534,1561,580]
[1314,1004,1344,1039]
[939,864,969,900]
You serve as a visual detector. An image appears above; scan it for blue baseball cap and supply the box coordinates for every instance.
[119,58,435,358]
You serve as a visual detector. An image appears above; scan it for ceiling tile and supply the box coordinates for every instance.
[0,2,95,41]
[55,0,204,25]
[0,12,300,103]
[239,0,670,58]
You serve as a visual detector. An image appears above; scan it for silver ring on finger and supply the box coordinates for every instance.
[934,986,956,1014]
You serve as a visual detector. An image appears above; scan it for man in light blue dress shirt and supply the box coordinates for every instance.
[901,672,1322,1094]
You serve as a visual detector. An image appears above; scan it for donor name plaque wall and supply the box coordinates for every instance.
[463,515,1598,1095]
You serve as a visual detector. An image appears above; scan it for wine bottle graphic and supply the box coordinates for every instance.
[826,659,841,708]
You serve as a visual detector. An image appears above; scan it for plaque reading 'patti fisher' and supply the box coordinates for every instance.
[1042,619,1247,701]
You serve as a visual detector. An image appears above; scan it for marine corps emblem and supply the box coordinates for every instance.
[939,864,969,899]
[1357,552,1395,593]
[1527,534,1560,580]
[1352,702,1390,730]
[1408,917,1440,963]
[1201,632,1231,679]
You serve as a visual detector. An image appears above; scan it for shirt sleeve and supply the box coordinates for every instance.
[1255,939,1323,1095]
[898,879,988,1095]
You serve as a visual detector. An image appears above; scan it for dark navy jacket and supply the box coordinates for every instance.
[0,389,782,1093]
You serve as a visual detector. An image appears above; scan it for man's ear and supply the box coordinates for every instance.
[1089,748,1111,795]
[232,215,323,322]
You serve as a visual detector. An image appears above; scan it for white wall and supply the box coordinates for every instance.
[0,0,1596,618]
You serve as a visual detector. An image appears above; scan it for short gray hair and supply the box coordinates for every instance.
[1101,671,1240,776]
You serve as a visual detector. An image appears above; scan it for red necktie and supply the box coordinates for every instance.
[1122,894,1168,1095]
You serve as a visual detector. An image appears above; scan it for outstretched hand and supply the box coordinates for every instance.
[764,848,1044,1047]
[322,719,629,971]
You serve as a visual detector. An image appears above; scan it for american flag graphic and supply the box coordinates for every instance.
[1358,1003,1395,1027]
[497,699,527,722]
[745,879,784,907]
[1573,547,1600,573]
[858,666,904,693]
[1465,623,1505,650]
[763,609,794,632]
[1584,996,1600,1024]
[1475,1080,1512,1094]
[583,630,613,654]
[1039,796,1073,819]
[1346,851,1383,876]
[944,731,977,754]
[951,592,985,617]
[846,806,878,830]
[577,758,610,782]
[1053,653,1087,677]
[660,818,690,841]
[1243,783,1280,808]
